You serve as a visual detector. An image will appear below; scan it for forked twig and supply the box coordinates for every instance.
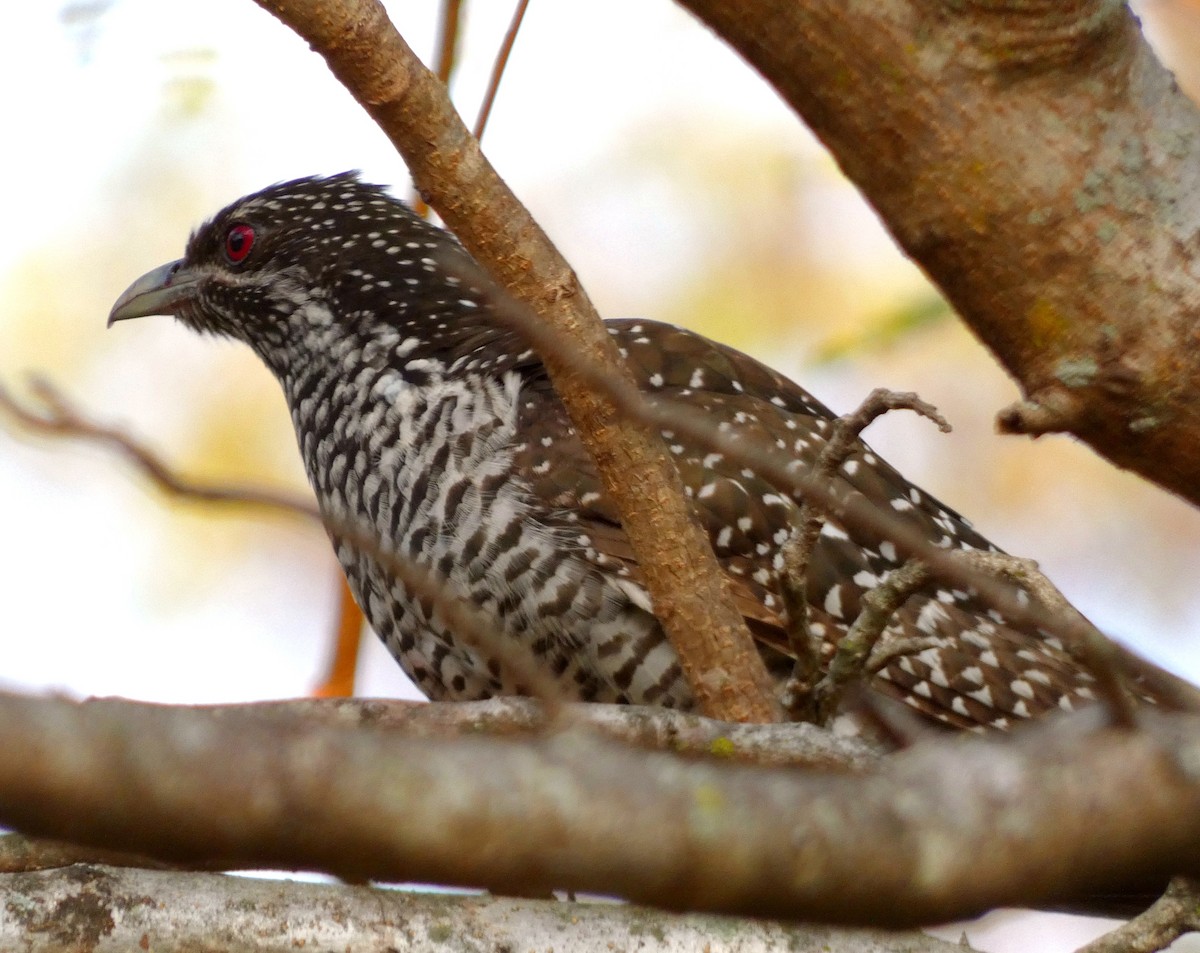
[776,388,950,721]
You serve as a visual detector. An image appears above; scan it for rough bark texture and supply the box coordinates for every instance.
[679,0,1200,505]
[0,866,964,953]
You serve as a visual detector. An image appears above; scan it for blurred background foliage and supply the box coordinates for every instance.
[2,0,1199,704]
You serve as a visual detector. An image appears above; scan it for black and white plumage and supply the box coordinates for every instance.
[109,172,1102,729]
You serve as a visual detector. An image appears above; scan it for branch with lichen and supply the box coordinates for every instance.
[0,864,965,953]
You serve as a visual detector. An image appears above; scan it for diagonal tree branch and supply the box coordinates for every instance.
[676,0,1200,508]
[472,0,530,140]
[249,0,781,724]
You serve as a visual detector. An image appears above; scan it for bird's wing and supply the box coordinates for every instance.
[513,319,1099,728]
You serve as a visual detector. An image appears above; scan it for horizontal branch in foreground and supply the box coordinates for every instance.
[0,691,1196,925]
[0,865,960,953]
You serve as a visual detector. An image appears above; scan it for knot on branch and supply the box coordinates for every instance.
[946,0,1127,71]
[996,386,1086,437]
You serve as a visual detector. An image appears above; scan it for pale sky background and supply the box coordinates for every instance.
[2,3,1200,951]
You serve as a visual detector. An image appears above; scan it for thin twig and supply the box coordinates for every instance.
[814,559,933,724]
[473,0,530,140]
[958,551,1140,729]
[433,0,464,85]
[311,575,365,698]
[776,388,950,721]
[412,0,466,219]
[1075,876,1200,953]
[389,0,471,678]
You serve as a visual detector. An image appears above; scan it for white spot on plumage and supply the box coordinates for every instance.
[824,584,843,618]
[915,600,950,634]
[968,685,995,707]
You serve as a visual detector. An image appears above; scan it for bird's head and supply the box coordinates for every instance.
[108,172,491,375]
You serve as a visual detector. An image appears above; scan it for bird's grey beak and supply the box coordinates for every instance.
[107,260,200,327]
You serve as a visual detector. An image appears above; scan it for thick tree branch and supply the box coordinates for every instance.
[0,689,1196,926]
[678,0,1200,506]
[249,0,780,723]
[0,865,963,953]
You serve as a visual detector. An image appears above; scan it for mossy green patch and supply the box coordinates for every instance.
[709,736,736,759]
[1054,357,1098,389]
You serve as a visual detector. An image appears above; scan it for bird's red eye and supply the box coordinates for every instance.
[225,224,255,263]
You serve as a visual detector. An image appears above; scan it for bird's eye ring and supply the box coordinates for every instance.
[224,224,255,264]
